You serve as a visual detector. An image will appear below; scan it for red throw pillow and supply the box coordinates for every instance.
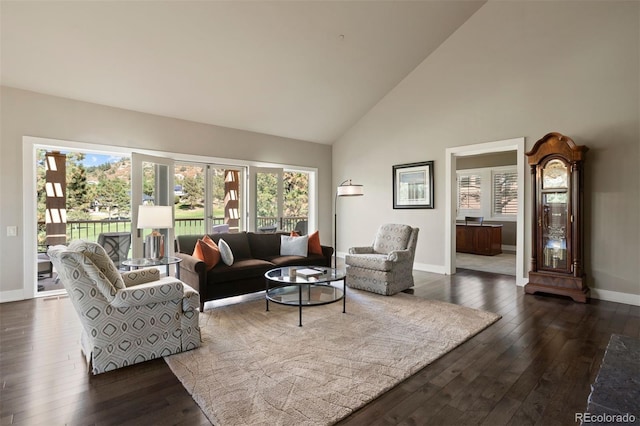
[307,231,323,255]
[290,231,300,237]
[203,234,216,247]
[193,238,221,270]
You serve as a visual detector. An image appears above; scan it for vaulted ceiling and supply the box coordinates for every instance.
[1,1,485,144]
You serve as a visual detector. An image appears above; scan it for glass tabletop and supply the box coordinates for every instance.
[122,257,183,267]
[264,266,345,285]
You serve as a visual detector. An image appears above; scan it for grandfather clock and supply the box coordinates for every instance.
[525,132,589,303]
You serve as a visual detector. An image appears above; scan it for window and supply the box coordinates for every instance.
[457,166,517,221]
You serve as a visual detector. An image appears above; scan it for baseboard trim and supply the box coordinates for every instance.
[590,288,640,306]
[0,289,26,304]
[413,262,447,274]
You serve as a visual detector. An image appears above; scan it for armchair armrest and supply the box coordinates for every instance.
[110,278,185,308]
[387,249,412,263]
[349,246,375,255]
[181,283,200,313]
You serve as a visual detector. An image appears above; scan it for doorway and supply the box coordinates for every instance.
[31,143,132,295]
[445,137,527,286]
[455,161,517,276]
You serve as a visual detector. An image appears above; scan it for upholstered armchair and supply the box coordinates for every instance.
[48,240,201,374]
[345,223,419,295]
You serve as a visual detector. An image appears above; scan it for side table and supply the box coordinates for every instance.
[122,257,183,279]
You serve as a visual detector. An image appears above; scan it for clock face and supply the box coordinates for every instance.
[542,159,568,189]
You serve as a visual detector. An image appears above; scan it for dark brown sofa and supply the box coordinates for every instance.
[175,232,333,311]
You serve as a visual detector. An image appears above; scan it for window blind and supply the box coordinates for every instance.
[492,170,518,216]
[458,174,481,209]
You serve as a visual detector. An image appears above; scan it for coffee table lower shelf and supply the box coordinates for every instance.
[264,267,346,327]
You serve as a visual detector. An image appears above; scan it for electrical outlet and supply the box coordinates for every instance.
[7,226,17,237]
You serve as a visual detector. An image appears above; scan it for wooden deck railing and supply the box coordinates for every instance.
[256,216,307,232]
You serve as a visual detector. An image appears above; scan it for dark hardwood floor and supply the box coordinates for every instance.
[1,269,638,425]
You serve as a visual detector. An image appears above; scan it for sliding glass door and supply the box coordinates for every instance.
[34,145,132,294]
[249,167,311,234]
[250,167,283,233]
[173,162,246,237]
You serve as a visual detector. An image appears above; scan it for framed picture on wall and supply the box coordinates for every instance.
[393,161,434,209]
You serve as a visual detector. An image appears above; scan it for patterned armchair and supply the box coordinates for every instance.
[345,224,419,295]
[48,240,201,374]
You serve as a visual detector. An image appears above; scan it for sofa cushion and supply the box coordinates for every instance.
[68,240,125,290]
[50,248,119,302]
[207,259,274,283]
[344,253,393,272]
[290,230,323,255]
[280,235,308,257]
[267,253,328,267]
[193,237,221,270]
[247,232,282,259]
[176,235,201,255]
[218,239,234,266]
[307,231,323,255]
[210,233,252,260]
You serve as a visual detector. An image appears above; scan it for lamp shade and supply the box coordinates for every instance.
[337,180,364,197]
[137,205,173,229]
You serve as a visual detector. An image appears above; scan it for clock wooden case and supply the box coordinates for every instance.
[525,132,589,303]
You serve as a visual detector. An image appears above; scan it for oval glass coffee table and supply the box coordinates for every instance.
[265,266,346,327]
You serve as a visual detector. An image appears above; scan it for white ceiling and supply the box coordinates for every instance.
[1,1,484,144]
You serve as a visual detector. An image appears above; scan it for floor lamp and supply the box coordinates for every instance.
[334,179,364,269]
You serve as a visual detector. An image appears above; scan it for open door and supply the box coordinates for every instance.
[131,153,174,258]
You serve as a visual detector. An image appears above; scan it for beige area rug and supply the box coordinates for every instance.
[165,287,501,426]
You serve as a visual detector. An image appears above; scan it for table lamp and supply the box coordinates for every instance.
[137,205,173,260]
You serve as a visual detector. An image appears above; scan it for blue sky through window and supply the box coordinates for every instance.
[81,153,126,167]
[53,151,127,167]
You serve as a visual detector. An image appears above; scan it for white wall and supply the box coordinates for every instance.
[0,87,332,299]
[333,1,640,300]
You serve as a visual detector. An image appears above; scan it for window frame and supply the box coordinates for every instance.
[457,171,483,217]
